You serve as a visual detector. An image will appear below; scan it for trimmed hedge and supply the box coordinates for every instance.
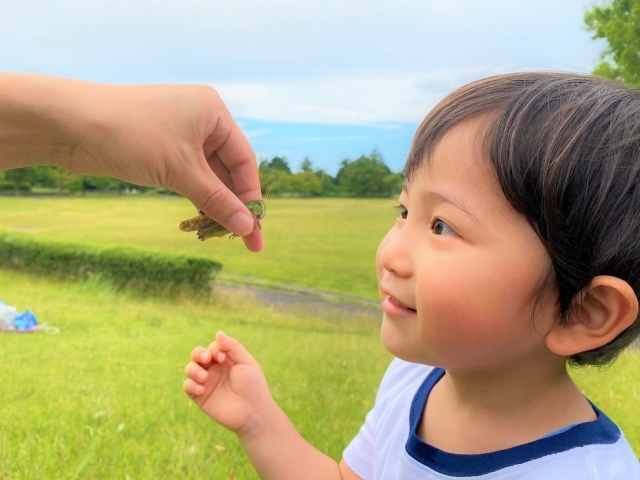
[0,233,222,297]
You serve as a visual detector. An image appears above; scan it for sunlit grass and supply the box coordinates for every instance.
[0,270,390,479]
[571,354,640,453]
[0,196,396,301]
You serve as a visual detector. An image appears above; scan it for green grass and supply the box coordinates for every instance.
[0,270,391,479]
[571,356,640,452]
[0,196,397,300]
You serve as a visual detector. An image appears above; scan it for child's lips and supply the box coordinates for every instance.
[382,294,417,316]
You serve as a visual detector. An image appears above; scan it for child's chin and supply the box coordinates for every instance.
[380,320,423,362]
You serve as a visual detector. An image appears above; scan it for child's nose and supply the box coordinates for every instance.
[377,228,412,278]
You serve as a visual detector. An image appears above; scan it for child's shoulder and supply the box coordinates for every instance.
[372,358,440,416]
[377,358,435,397]
[369,359,640,479]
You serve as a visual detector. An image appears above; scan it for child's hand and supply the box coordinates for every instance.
[183,331,273,435]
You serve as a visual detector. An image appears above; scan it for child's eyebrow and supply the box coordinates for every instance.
[421,190,485,228]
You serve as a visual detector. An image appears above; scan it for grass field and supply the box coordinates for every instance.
[0,195,397,301]
[0,270,391,479]
[1,196,639,479]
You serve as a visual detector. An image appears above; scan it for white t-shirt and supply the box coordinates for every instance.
[343,358,640,479]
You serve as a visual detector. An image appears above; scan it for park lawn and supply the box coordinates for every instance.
[0,196,397,301]
[571,354,640,452]
[0,270,391,479]
[0,270,638,480]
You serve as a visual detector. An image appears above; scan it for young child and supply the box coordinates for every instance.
[183,72,640,479]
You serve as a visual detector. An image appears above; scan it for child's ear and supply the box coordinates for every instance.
[546,276,638,357]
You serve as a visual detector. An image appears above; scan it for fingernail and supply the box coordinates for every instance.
[227,212,253,236]
[201,353,209,362]
[217,352,225,362]
[195,385,204,394]
[197,371,206,381]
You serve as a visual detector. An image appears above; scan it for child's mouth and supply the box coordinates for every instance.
[382,295,417,315]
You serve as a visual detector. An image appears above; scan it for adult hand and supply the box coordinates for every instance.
[0,74,263,251]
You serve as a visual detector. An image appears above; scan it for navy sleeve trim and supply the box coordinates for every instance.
[405,368,621,477]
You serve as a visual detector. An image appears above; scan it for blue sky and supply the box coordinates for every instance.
[2,0,605,174]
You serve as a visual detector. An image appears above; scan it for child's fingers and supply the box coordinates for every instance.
[183,378,205,398]
[215,331,257,366]
[191,346,212,366]
[184,361,208,383]
[207,340,227,363]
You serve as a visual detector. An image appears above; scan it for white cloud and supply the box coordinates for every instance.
[213,72,448,124]
[1,0,602,127]
[243,129,271,139]
[215,66,567,124]
[287,135,369,142]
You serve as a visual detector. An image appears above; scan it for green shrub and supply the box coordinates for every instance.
[0,233,222,297]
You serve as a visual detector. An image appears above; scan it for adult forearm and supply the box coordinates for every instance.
[0,73,96,171]
[239,405,343,480]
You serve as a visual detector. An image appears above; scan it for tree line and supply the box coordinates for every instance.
[0,150,403,198]
[258,151,402,197]
[0,166,144,195]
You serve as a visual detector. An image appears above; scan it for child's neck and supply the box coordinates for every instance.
[419,355,597,454]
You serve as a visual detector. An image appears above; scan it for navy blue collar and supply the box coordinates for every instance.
[405,368,621,477]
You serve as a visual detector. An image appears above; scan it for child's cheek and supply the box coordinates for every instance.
[416,255,547,367]
[416,262,508,345]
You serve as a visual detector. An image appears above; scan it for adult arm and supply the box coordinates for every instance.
[0,73,263,251]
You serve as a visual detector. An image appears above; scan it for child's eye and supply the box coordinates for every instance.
[432,218,457,236]
[393,204,408,220]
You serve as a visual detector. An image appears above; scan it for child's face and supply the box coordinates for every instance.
[376,121,557,371]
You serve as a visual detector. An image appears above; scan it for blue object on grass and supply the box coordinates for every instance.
[14,310,38,331]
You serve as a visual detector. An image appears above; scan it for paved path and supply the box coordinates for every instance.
[214,273,381,321]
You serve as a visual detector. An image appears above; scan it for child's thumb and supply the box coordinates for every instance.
[216,331,257,366]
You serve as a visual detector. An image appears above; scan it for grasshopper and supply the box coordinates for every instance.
[179,199,266,241]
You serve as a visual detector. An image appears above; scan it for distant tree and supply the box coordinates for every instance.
[300,157,313,172]
[384,172,404,196]
[288,171,323,196]
[82,175,120,191]
[50,168,77,194]
[335,159,350,190]
[5,167,35,195]
[268,156,292,174]
[585,0,640,86]
[336,151,396,197]
[259,160,291,195]
[67,176,85,194]
[315,169,336,196]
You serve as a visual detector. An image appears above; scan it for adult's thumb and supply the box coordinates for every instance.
[174,165,255,237]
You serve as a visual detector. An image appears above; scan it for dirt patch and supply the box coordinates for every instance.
[213,284,382,322]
